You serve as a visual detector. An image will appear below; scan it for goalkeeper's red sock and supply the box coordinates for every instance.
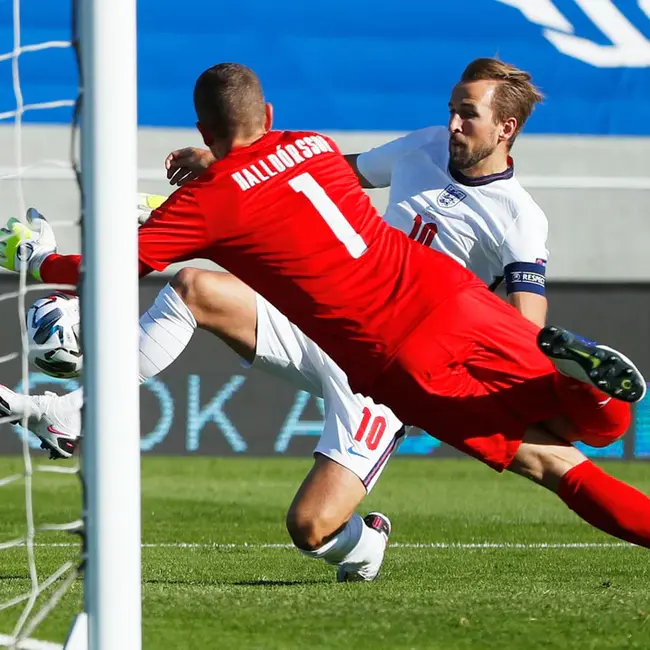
[558,460,650,548]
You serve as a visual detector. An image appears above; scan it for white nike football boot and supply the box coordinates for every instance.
[337,512,392,583]
[537,326,647,403]
[0,384,81,459]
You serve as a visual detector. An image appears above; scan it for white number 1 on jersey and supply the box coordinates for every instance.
[289,173,368,259]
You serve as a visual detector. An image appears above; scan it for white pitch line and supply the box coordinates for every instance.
[22,541,636,550]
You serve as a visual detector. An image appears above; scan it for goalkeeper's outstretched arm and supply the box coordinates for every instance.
[1,187,209,287]
[39,254,156,285]
[39,193,172,285]
[40,253,83,285]
[0,208,146,286]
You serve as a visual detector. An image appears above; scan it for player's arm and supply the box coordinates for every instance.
[343,154,375,189]
[165,147,216,186]
[36,195,168,284]
[163,132,429,191]
[507,290,547,328]
[40,254,82,285]
[500,208,550,328]
[164,146,378,190]
[348,126,446,189]
[27,249,149,287]
[135,184,210,273]
[39,190,205,285]
[0,188,209,286]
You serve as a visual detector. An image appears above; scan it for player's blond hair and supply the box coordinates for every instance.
[194,63,267,142]
[460,58,544,147]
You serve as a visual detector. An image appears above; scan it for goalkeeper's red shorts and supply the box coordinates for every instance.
[370,286,630,472]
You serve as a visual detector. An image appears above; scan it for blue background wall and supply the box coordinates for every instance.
[1,0,649,134]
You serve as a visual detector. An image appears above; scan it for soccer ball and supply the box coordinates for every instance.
[27,292,82,378]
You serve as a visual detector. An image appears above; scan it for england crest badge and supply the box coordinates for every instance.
[436,184,467,209]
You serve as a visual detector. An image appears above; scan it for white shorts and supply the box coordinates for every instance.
[245,294,406,492]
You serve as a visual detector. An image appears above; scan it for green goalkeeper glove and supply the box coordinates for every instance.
[0,208,57,281]
[137,193,167,225]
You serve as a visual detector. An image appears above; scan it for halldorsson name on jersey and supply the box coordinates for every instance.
[232,136,335,191]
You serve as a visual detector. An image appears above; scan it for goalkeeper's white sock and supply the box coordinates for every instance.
[299,513,386,580]
[54,283,197,415]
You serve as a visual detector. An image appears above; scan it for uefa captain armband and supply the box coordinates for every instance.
[504,261,546,296]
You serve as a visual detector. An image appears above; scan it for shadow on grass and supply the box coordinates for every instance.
[231,579,327,587]
[143,577,328,587]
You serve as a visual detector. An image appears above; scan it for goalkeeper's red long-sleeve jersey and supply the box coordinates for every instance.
[39,129,478,396]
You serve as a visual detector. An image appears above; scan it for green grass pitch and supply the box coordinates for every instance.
[0,457,649,649]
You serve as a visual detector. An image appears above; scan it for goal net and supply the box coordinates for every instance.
[0,0,141,648]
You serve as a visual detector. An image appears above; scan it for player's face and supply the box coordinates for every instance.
[448,80,502,171]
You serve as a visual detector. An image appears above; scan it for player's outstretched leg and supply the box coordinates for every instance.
[3,268,256,459]
[0,384,80,459]
[509,425,650,549]
[0,275,200,458]
[537,325,644,447]
[286,455,391,582]
[538,325,646,402]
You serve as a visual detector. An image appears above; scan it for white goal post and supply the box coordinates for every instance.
[0,0,141,646]
[78,0,142,648]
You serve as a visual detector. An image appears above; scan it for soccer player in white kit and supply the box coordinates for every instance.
[0,58,550,582]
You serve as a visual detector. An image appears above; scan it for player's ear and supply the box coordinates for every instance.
[196,121,214,147]
[264,103,273,132]
[501,117,517,146]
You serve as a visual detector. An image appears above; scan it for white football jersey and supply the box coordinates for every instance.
[357,126,549,295]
